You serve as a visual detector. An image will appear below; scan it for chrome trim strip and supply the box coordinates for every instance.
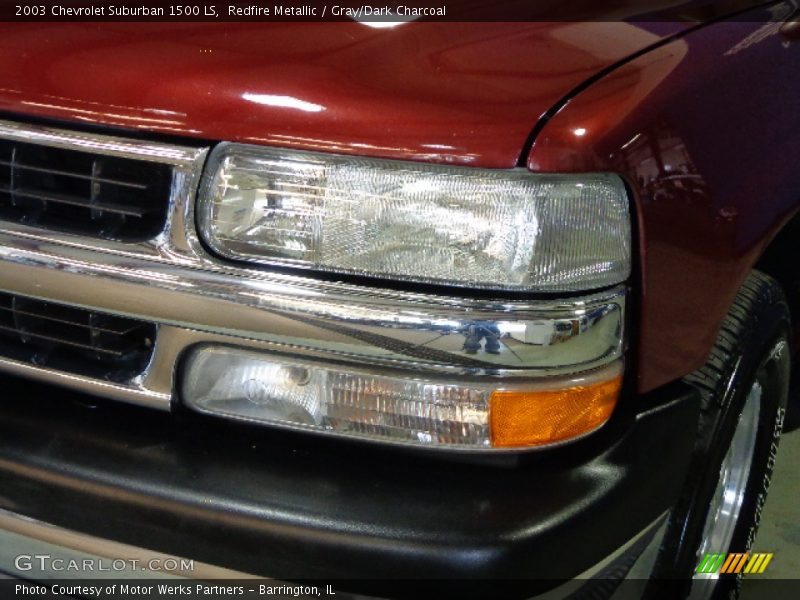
[0,232,624,378]
[0,120,204,165]
[0,508,255,580]
[0,356,168,409]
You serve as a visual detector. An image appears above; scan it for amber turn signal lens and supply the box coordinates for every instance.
[490,376,622,448]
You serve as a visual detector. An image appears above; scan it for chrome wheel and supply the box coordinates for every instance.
[691,381,762,597]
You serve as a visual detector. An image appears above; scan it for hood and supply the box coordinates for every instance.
[0,21,690,167]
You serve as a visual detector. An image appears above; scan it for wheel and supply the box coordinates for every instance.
[649,270,791,599]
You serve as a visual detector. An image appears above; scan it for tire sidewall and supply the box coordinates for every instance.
[703,330,789,599]
[653,279,790,599]
[724,338,788,598]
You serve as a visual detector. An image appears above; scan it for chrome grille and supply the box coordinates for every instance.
[0,292,156,382]
[0,139,173,241]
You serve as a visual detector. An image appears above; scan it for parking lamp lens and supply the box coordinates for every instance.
[199,145,631,292]
[182,346,623,450]
[490,376,622,448]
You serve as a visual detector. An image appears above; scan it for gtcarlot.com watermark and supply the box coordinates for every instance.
[14,553,194,573]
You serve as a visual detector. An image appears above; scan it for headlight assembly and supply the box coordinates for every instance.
[190,143,633,451]
[198,144,631,292]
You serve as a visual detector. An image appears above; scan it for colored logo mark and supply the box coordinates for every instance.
[696,553,773,575]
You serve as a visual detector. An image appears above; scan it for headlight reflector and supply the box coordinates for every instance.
[182,346,623,450]
[199,145,631,292]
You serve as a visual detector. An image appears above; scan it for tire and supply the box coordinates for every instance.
[649,270,791,599]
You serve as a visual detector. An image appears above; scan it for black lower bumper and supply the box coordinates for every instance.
[0,376,699,595]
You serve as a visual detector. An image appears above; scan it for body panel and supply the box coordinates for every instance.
[0,22,690,167]
[527,5,800,391]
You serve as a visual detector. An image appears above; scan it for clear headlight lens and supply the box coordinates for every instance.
[182,346,623,450]
[198,145,631,292]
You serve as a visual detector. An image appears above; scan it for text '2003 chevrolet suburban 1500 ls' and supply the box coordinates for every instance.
[0,2,799,599]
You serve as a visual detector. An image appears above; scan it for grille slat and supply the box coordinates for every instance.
[0,160,149,190]
[0,291,155,381]
[0,303,145,335]
[0,139,173,241]
[6,186,157,217]
[0,324,128,356]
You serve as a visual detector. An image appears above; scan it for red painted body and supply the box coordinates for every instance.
[0,22,690,166]
[528,5,800,391]
[0,11,797,393]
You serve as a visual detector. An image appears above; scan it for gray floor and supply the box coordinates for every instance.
[748,422,800,580]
